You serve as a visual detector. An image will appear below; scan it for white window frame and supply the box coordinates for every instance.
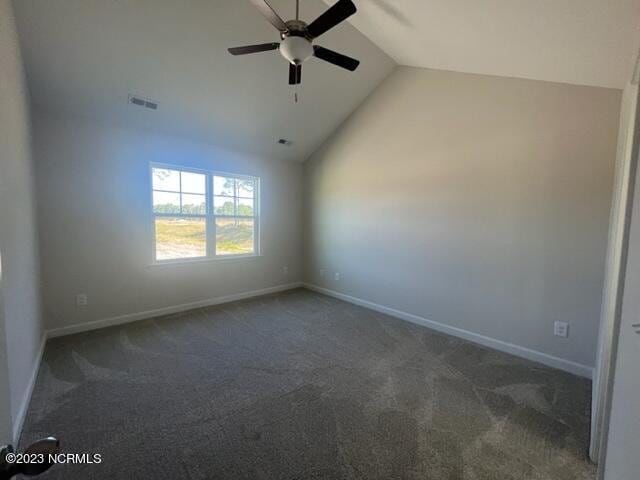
[150,162,260,265]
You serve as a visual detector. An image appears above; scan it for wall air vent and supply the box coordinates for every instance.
[128,95,159,111]
[278,139,293,146]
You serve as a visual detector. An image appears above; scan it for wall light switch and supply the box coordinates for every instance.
[76,294,88,306]
[334,272,341,281]
[554,321,569,338]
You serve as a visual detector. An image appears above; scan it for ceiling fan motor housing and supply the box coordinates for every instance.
[280,22,313,65]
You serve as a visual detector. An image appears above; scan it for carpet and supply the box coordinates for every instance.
[20,288,595,479]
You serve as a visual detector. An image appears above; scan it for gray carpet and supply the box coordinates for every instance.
[20,288,595,479]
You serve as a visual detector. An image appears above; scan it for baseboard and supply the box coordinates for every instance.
[12,333,46,444]
[46,282,303,339]
[303,283,594,379]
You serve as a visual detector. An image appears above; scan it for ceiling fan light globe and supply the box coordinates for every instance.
[280,36,313,65]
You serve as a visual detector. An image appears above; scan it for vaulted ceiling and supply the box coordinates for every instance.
[13,1,640,164]
[339,0,640,89]
[12,0,395,162]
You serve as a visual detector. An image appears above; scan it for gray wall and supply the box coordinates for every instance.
[304,66,621,369]
[33,111,304,332]
[0,0,43,442]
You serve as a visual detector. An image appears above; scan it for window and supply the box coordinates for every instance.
[213,175,257,256]
[151,165,259,262]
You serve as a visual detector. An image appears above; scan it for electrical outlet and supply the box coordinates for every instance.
[76,294,88,306]
[554,321,569,338]
[334,272,341,281]
[283,266,289,275]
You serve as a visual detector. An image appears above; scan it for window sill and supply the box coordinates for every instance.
[148,254,262,268]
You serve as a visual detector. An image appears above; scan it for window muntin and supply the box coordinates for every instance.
[151,165,259,262]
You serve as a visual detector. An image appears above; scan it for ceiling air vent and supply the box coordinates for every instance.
[128,95,159,111]
[278,139,293,146]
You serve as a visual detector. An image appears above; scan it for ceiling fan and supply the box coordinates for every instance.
[228,0,360,85]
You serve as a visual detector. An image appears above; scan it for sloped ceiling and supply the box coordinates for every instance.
[14,0,639,164]
[338,0,640,89]
[12,0,395,161]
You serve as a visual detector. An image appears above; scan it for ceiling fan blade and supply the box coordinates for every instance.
[306,0,357,39]
[249,0,288,32]
[289,63,296,84]
[289,63,302,85]
[228,43,280,55]
[313,46,360,71]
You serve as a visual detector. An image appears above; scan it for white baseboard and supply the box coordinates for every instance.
[303,283,594,379]
[12,333,46,444]
[46,282,303,339]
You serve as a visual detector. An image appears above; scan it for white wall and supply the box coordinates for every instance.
[0,0,44,443]
[32,111,304,332]
[602,89,640,479]
[304,66,621,371]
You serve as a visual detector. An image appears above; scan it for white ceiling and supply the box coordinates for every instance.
[13,1,640,165]
[12,0,395,161]
[337,0,640,89]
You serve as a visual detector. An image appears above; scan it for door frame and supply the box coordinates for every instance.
[0,250,14,445]
[591,82,640,465]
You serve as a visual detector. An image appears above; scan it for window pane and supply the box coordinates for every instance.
[213,176,235,196]
[155,217,206,261]
[181,193,206,214]
[238,197,254,216]
[237,179,255,198]
[152,168,180,192]
[214,196,235,215]
[181,171,206,194]
[216,218,254,255]
[153,191,180,214]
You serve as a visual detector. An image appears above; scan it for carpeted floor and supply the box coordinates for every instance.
[20,288,595,479]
